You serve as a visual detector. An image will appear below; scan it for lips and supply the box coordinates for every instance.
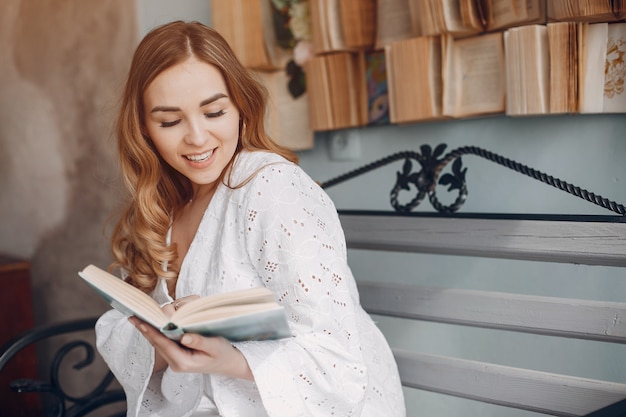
[184,149,213,162]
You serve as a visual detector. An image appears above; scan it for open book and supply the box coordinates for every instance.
[79,264,291,342]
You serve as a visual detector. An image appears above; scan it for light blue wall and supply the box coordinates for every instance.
[137,2,626,415]
[301,115,626,216]
[136,0,211,36]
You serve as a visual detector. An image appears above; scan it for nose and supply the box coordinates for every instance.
[184,117,208,146]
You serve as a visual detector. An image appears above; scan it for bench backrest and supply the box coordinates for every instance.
[340,212,626,416]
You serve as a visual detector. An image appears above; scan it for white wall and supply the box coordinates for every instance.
[137,2,626,415]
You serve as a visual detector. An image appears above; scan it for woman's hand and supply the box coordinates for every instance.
[129,316,254,381]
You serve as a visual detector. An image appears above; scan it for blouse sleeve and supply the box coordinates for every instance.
[95,305,205,416]
[214,162,370,415]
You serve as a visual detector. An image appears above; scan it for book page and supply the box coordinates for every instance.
[442,0,463,33]
[602,23,626,112]
[442,34,457,116]
[549,22,579,113]
[580,23,609,112]
[79,265,167,328]
[175,302,280,327]
[452,32,505,117]
[505,25,550,115]
[524,0,544,20]
[486,0,525,29]
[486,0,544,31]
[414,0,439,36]
[385,45,398,122]
[327,53,353,128]
[171,286,277,322]
[304,55,334,130]
[441,0,483,35]
[615,0,626,20]
[460,0,484,30]
[79,264,290,342]
[339,0,376,49]
[326,0,345,51]
[548,0,615,23]
[310,0,329,53]
[429,37,444,116]
[387,36,443,122]
[375,0,417,48]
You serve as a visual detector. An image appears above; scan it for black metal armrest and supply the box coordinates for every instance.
[0,317,126,417]
[584,399,626,417]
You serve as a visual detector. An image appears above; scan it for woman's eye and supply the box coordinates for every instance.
[160,120,180,128]
[205,109,225,118]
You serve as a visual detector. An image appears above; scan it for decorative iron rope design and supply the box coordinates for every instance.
[319,144,626,215]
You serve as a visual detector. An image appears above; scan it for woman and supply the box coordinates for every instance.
[96,20,405,416]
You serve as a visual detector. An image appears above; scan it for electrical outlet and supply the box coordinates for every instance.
[329,130,361,161]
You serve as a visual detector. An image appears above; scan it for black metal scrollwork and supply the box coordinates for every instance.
[389,144,468,213]
[319,144,626,215]
[0,318,125,417]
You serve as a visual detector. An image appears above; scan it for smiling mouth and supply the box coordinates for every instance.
[185,150,213,162]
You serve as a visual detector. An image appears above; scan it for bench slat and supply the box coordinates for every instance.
[359,282,626,343]
[340,214,626,267]
[395,350,626,416]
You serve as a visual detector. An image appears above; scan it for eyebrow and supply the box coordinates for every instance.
[150,93,228,113]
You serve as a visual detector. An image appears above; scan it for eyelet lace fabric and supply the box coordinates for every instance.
[96,151,405,416]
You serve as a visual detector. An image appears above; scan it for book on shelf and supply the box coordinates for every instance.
[386,31,505,123]
[210,0,291,70]
[253,70,314,151]
[547,0,624,23]
[548,22,579,114]
[305,52,368,130]
[338,0,377,50]
[442,31,506,118]
[504,25,550,116]
[309,0,376,54]
[481,0,547,32]
[386,35,444,123]
[503,21,626,115]
[365,50,391,126]
[615,1,626,19]
[376,0,540,41]
[374,0,419,49]
[579,22,626,113]
[414,0,484,37]
[79,264,291,342]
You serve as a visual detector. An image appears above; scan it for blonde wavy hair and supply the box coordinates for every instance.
[111,21,297,293]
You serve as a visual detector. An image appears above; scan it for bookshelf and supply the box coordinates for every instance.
[211,0,626,137]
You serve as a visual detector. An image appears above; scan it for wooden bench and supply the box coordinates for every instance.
[2,144,626,416]
[325,144,626,416]
[341,211,626,416]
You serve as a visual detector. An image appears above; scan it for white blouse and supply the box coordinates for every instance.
[96,150,405,416]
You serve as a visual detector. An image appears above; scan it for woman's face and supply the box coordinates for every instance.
[143,56,240,194]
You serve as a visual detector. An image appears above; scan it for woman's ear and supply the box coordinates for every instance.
[140,124,151,141]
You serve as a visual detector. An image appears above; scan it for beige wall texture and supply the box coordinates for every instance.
[0,0,137,326]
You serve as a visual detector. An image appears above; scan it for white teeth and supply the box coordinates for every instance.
[186,150,213,162]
